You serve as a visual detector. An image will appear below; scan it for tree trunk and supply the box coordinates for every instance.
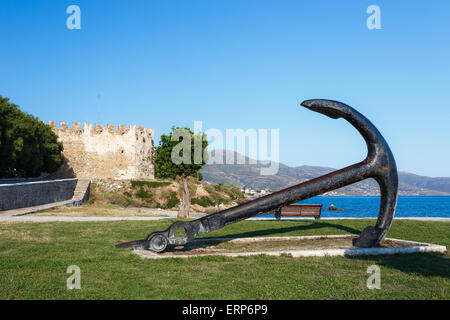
[178,175,190,218]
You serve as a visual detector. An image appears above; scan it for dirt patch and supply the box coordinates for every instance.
[154,236,418,256]
[32,205,172,217]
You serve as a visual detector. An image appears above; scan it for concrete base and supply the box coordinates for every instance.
[133,235,447,259]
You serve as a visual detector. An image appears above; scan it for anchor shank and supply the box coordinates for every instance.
[218,162,371,226]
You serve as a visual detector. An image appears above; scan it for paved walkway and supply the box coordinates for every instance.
[0,200,77,217]
[0,216,175,222]
[0,215,448,222]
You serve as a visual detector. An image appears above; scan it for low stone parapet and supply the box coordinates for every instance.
[0,179,78,211]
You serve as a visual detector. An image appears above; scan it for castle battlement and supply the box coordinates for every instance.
[46,120,154,180]
[44,121,147,135]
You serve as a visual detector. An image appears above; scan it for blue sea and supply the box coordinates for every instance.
[257,196,450,218]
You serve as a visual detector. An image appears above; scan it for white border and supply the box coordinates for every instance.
[133,234,447,259]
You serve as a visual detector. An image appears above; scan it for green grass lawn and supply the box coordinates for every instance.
[0,219,448,299]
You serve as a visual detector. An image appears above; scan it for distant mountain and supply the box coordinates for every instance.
[398,172,450,194]
[200,150,450,196]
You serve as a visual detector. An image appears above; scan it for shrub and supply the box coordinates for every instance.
[165,192,180,209]
[217,198,231,205]
[213,184,246,200]
[135,188,152,199]
[130,180,171,189]
[191,196,215,207]
[123,191,132,198]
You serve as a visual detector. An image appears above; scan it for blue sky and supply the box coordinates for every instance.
[1,0,449,177]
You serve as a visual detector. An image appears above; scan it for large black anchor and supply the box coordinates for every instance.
[117,99,398,252]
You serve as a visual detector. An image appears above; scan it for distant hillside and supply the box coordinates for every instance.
[201,150,450,196]
[398,172,450,194]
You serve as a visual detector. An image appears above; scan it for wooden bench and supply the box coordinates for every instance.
[274,204,323,220]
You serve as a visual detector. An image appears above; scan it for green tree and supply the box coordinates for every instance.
[0,95,63,178]
[154,126,208,218]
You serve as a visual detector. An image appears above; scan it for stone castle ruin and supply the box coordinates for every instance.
[47,121,154,180]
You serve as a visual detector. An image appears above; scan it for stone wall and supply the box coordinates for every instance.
[47,121,154,180]
[0,179,78,211]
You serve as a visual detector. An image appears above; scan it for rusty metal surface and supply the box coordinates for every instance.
[117,99,398,252]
